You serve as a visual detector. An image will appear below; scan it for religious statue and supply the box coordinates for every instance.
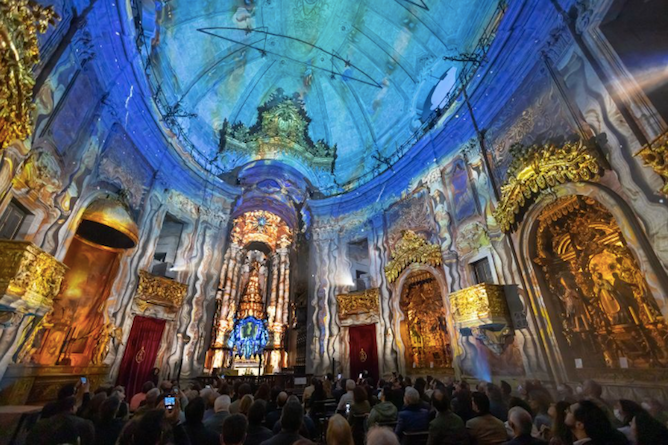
[558,278,588,331]
[591,272,625,324]
[91,322,121,365]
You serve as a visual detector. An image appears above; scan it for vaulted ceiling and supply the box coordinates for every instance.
[138,0,501,192]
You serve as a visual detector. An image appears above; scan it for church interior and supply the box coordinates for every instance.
[1,0,668,441]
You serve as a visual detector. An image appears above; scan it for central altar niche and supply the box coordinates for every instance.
[207,210,293,375]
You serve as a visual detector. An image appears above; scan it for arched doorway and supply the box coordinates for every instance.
[532,195,668,372]
[398,270,453,372]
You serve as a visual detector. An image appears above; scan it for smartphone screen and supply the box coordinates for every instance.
[165,396,175,410]
[358,373,363,380]
[337,373,342,380]
[345,402,351,414]
[80,377,87,384]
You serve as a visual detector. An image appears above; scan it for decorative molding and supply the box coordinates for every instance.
[449,283,510,328]
[135,270,187,312]
[0,240,67,313]
[385,230,442,283]
[636,131,668,195]
[493,139,606,232]
[336,288,380,320]
[0,1,57,150]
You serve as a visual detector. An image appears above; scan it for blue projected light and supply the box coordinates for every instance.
[228,316,269,359]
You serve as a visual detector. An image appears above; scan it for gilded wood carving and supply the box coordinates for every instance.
[494,139,605,232]
[0,0,57,150]
[336,288,380,319]
[636,131,668,195]
[135,270,187,311]
[0,240,67,310]
[449,283,510,328]
[385,230,442,283]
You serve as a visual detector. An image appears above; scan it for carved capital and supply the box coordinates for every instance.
[0,240,67,315]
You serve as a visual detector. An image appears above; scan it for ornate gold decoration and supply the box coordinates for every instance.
[90,322,122,365]
[636,131,668,195]
[0,240,67,311]
[449,283,510,328]
[135,270,187,311]
[400,272,452,369]
[222,88,337,170]
[359,348,368,363]
[533,195,668,370]
[385,230,442,283]
[230,210,292,251]
[237,266,265,319]
[336,288,380,320]
[494,139,606,232]
[0,0,57,149]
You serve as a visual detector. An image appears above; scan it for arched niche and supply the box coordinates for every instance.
[516,182,668,383]
[391,264,456,376]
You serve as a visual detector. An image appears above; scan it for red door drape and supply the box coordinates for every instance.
[116,316,166,399]
[349,324,379,382]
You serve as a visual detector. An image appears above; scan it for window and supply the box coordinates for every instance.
[472,258,494,284]
[151,214,184,278]
[0,200,30,240]
[348,238,370,291]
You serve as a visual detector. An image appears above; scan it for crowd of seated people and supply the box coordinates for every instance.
[21,372,668,445]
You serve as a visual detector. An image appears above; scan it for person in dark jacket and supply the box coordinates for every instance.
[503,407,547,445]
[245,401,273,445]
[395,387,430,440]
[261,400,307,445]
[94,396,126,445]
[427,389,469,445]
[183,397,219,445]
[224,414,247,445]
[27,396,95,445]
[565,400,629,445]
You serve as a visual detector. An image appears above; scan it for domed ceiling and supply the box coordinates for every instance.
[137,0,501,193]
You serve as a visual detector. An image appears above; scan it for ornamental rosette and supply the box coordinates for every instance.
[0,0,57,150]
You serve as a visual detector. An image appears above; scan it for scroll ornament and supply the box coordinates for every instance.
[0,0,57,150]
[493,139,605,232]
[385,230,442,283]
[636,131,668,195]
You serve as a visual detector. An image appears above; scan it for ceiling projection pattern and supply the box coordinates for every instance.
[133,0,503,193]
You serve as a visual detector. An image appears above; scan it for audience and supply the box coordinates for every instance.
[23,373,668,445]
[368,385,398,428]
[204,394,232,435]
[466,392,508,445]
[223,414,248,445]
[246,400,273,445]
[337,379,357,412]
[327,414,354,445]
[183,396,219,445]
[261,400,307,445]
[565,400,628,445]
[427,388,468,445]
[395,387,430,440]
[504,406,547,445]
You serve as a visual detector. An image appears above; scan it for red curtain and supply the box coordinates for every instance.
[116,316,166,399]
[349,324,379,382]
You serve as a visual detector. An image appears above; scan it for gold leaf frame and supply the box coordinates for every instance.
[449,283,510,328]
[385,230,442,283]
[135,270,187,311]
[493,139,606,232]
[336,288,380,320]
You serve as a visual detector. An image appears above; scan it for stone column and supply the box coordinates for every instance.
[281,254,291,326]
[267,253,280,326]
[274,249,288,329]
[226,249,245,324]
